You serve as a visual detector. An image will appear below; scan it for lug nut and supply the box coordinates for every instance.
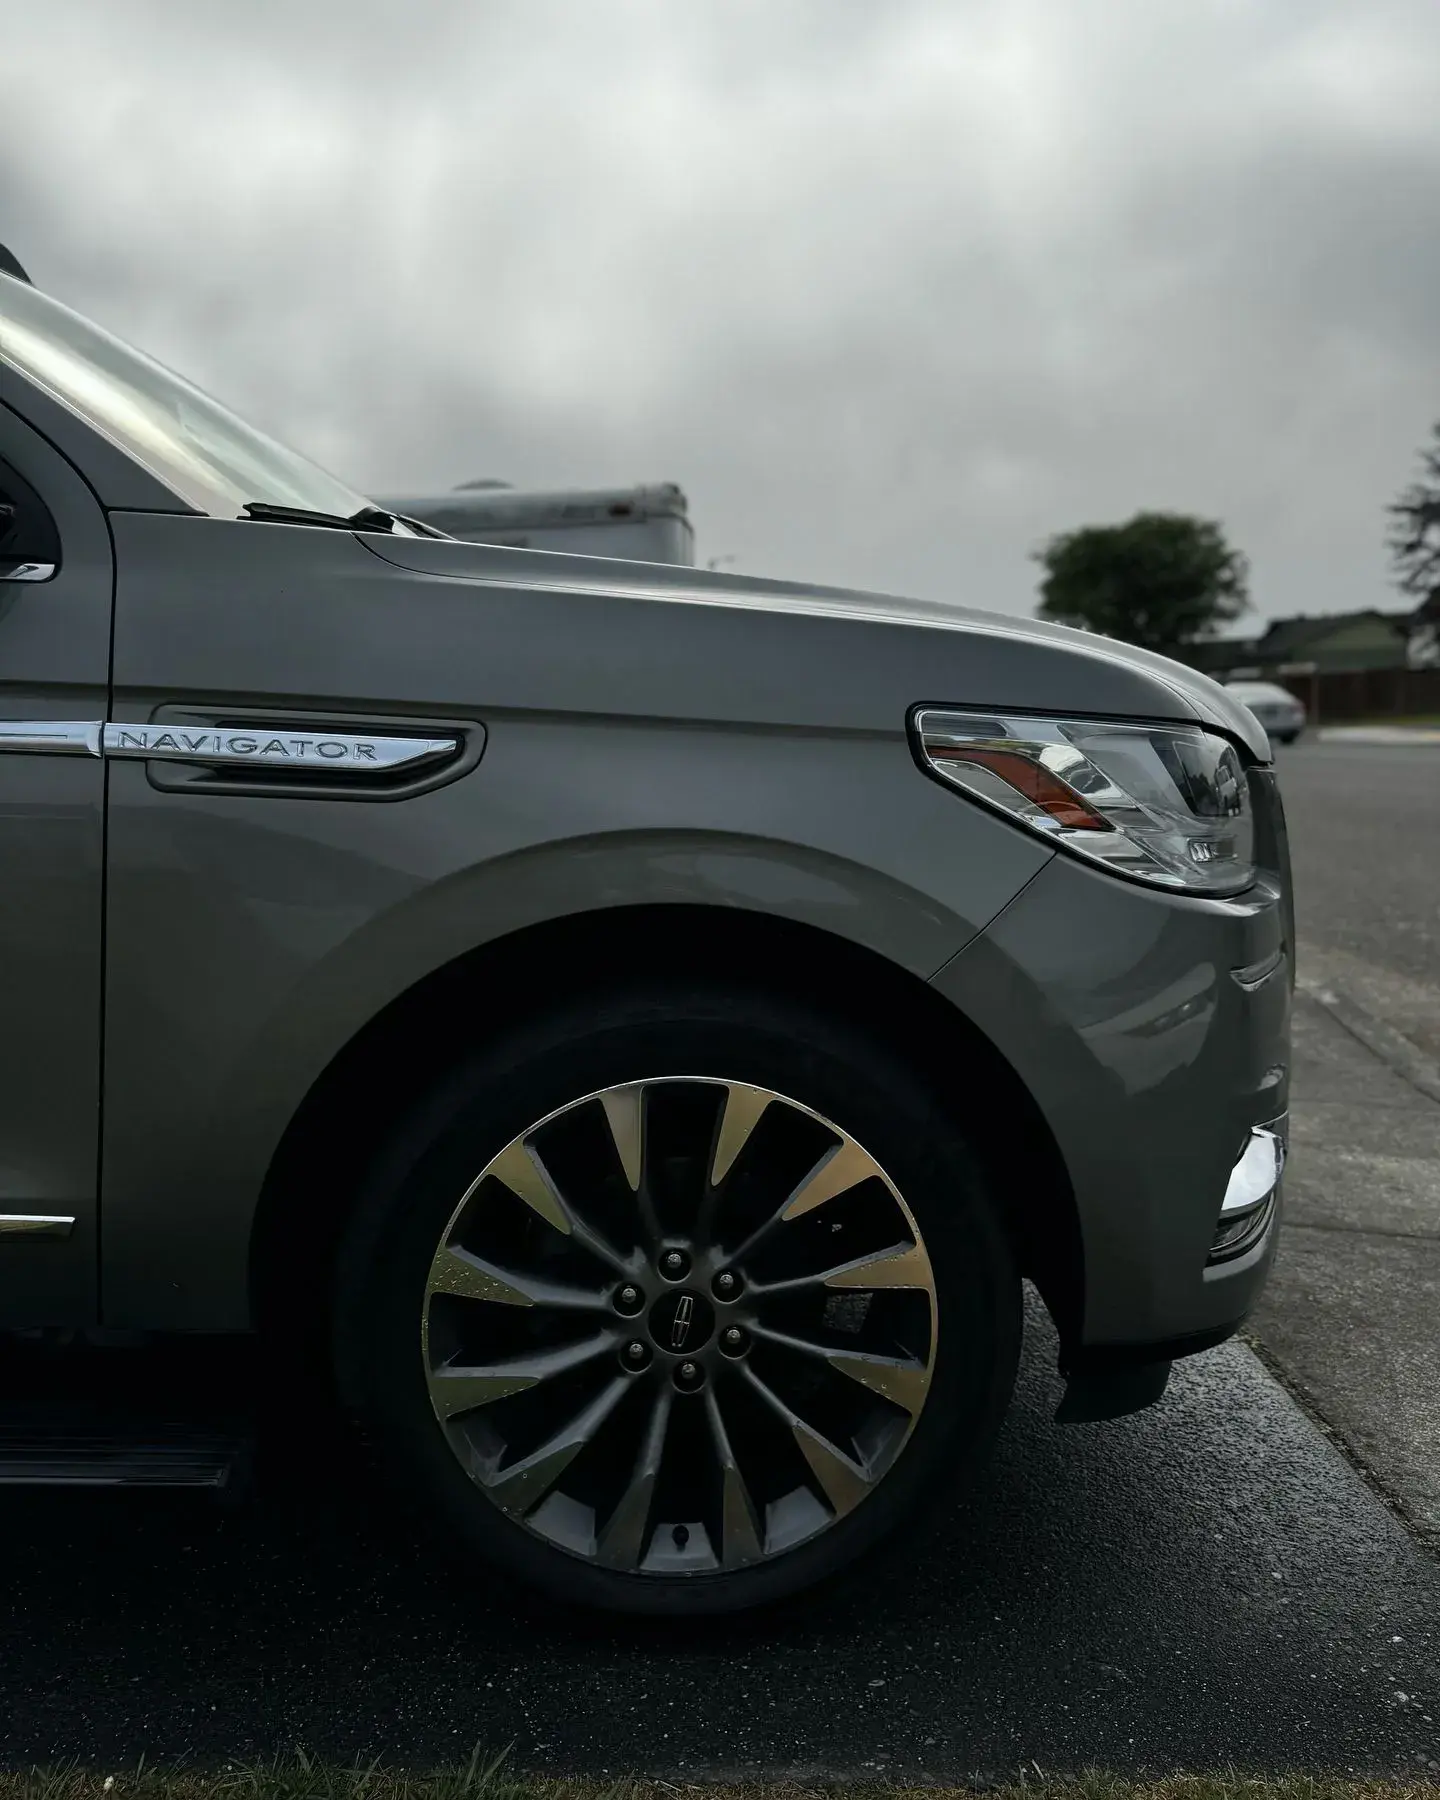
[660,1250,689,1280]
[720,1325,749,1357]
[622,1340,651,1371]
[614,1284,644,1316]
[674,1360,705,1391]
[713,1269,742,1300]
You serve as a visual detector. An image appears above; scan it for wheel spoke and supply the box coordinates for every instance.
[600,1084,664,1249]
[793,1418,873,1516]
[488,1139,571,1235]
[696,1082,773,1242]
[710,1083,773,1187]
[825,1351,930,1416]
[705,1387,765,1566]
[600,1085,645,1192]
[481,1375,631,1519]
[821,1238,931,1290]
[726,1135,883,1263]
[750,1323,930,1416]
[430,1331,614,1420]
[595,1384,672,1568]
[489,1136,632,1276]
[427,1245,607,1312]
[740,1363,873,1518]
[783,1138,881,1220]
[748,1238,932,1299]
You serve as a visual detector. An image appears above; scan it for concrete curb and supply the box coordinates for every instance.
[1297,976,1440,1106]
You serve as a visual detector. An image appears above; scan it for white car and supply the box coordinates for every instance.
[1225,680,1307,746]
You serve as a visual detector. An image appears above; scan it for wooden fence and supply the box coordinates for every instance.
[1276,665,1440,723]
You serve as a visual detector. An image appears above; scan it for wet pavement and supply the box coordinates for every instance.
[1,1301,1436,1778]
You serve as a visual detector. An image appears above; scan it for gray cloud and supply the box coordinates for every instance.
[5,0,1440,622]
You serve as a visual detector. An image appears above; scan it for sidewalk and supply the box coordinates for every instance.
[1249,986,1440,1543]
[1317,725,1440,745]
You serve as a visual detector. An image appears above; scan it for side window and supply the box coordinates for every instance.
[0,457,61,581]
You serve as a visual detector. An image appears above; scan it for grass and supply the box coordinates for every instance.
[1,1761,1437,1800]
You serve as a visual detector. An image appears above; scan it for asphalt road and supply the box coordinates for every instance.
[0,1302,1437,1777]
[1250,734,1440,1563]
[1278,738,1440,1058]
[1,739,1438,1780]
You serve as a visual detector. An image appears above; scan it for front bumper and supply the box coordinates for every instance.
[929,828,1291,1359]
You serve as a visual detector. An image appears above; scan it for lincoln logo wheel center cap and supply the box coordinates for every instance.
[648,1288,715,1354]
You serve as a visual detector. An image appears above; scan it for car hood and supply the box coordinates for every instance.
[359,534,1270,761]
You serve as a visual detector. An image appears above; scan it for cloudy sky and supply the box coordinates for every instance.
[6,0,1440,625]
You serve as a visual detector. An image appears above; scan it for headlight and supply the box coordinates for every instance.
[913,709,1255,895]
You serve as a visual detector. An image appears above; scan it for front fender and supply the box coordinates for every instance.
[101,715,1049,1329]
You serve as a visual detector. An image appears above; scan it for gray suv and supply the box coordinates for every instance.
[0,262,1290,1616]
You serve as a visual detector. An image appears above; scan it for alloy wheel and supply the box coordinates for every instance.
[421,1077,938,1574]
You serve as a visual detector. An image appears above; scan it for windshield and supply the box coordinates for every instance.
[0,271,374,520]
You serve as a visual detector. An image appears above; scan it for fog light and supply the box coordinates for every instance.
[1209,1191,1276,1262]
[1209,1124,1284,1265]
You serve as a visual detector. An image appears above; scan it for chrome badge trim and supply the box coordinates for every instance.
[101,724,459,772]
[0,1214,76,1238]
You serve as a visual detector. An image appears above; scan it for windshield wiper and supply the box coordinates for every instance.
[388,510,450,539]
[241,501,402,533]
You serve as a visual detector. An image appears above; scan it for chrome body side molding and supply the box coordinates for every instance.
[0,720,102,755]
[0,1214,76,1238]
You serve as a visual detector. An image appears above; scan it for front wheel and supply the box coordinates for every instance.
[334,985,1021,1615]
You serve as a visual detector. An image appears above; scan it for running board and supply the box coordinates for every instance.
[0,1429,249,1489]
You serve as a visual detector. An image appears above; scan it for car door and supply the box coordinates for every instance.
[0,403,111,1323]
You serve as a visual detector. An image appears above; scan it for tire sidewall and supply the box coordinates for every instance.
[334,985,1021,1617]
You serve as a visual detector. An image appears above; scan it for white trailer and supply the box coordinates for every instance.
[381,481,695,566]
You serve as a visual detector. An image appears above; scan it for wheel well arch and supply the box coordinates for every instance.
[250,903,1083,1360]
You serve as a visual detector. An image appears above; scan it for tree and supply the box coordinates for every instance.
[1034,511,1250,652]
[1388,424,1440,666]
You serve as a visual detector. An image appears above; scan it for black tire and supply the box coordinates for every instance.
[333,982,1021,1617]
